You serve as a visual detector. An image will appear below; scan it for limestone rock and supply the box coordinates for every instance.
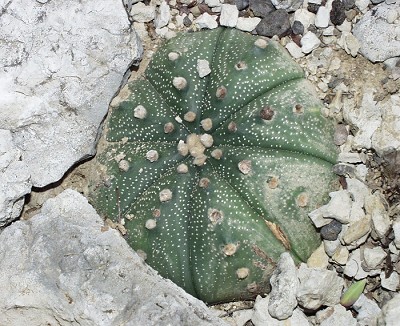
[317,305,356,326]
[353,294,381,326]
[220,4,239,27]
[376,293,400,326]
[0,189,226,326]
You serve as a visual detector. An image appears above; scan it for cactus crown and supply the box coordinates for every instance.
[90,28,337,304]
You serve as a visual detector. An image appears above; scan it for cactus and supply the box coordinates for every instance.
[90,28,338,304]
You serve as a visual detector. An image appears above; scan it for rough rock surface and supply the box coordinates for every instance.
[0,0,142,190]
[353,2,400,62]
[0,189,227,326]
[376,294,400,326]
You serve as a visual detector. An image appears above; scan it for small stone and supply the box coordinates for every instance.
[236,267,249,279]
[223,243,238,256]
[197,59,211,78]
[318,305,356,326]
[164,122,175,134]
[231,309,253,326]
[363,246,387,270]
[301,31,321,54]
[324,239,341,257]
[344,249,370,279]
[234,0,250,10]
[177,163,188,174]
[130,2,156,23]
[235,17,261,32]
[342,0,355,9]
[256,10,291,37]
[177,140,189,156]
[292,20,304,35]
[320,219,342,241]
[118,159,129,172]
[315,6,330,28]
[172,76,188,90]
[211,149,223,160]
[154,1,171,28]
[168,52,180,61]
[268,253,299,320]
[355,0,369,12]
[322,190,352,224]
[338,152,363,163]
[205,0,221,7]
[200,134,213,148]
[220,4,239,27]
[338,32,360,57]
[380,271,399,291]
[183,111,196,122]
[146,150,159,162]
[134,105,147,119]
[307,243,329,268]
[293,8,316,31]
[159,189,173,202]
[183,15,192,27]
[200,118,213,131]
[393,220,400,249]
[334,124,348,145]
[330,0,346,25]
[199,178,210,188]
[376,294,400,325]
[145,219,157,230]
[195,12,218,29]
[308,206,332,228]
[285,41,305,59]
[249,0,275,18]
[238,160,252,175]
[270,0,304,11]
[386,10,398,24]
[353,294,381,325]
[366,193,391,238]
[332,245,349,265]
[343,216,371,245]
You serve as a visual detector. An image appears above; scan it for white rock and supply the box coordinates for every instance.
[318,305,356,326]
[376,293,400,325]
[154,1,171,28]
[271,0,304,12]
[324,239,341,257]
[0,190,226,326]
[337,20,352,32]
[338,152,363,163]
[365,193,391,238]
[297,264,344,310]
[323,26,336,36]
[197,59,211,78]
[301,31,321,54]
[346,178,370,208]
[268,253,299,320]
[195,13,218,29]
[322,190,352,224]
[363,246,387,270]
[205,0,221,7]
[380,271,399,291]
[235,17,261,32]
[232,309,253,326]
[353,294,381,326]
[344,249,370,279]
[252,295,310,326]
[131,2,156,22]
[393,219,400,249]
[133,22,149,40]
[371,94,400,156]
[293,9,315,31]
[315,6,330,28]
[355,0,371,12]
[0,1,141,191]
[285,42,305,59]
[309,207,332,228]
[220,4,239,28]
[332,245,349,265]
[386,10,398,23]
[338,32,360,57]
[353,3,400,62]
[342,215,371,245]
[307,243,329,268]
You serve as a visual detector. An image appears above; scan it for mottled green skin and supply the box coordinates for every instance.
[90,28,338,304]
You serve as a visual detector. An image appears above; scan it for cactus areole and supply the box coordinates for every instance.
[91,28,338,304]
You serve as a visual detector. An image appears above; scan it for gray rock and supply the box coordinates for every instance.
[301,31,321,54]
[0,189,226,326]
[292,20,305,34]
[315,6,330,28]
[321,219,343,241]
[249,0,275,17]
[393,219,400,249]
[155,1,171,28]
[317,305,357,326]
[376,293,400,326]
[353,294,381,326]
[195,13,219,29]
[270,0,304,12]
[220,4,239,27]
[362,246,387,270]
[268,253,299,320]
[353,2,400,62]
[235,17,261,32]
[330,0,346,25]
[0,0,142,189]
[380,271,399,291]
[256,9,291,37]
[130,2,156,22]
[322,190,353,224]
[307,243,330,268]
[366,193,391,239]
[297,264,344,310]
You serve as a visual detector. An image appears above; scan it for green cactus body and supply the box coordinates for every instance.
[90,28,338,304]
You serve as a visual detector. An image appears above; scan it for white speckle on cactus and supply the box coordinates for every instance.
[183,111,196,122]
[200,118,213,131]
[145,219,157,230]
[254,38,268,49]
[159,188,173,202]
[197,59,211,78]
[133,105,147,119]
[200,134,213,148]
[168,51,180,61]
[236,267,250,279]
[172,76,187,90]
[177,163,189,173]
[238,160,252,175]
[146,149,159,162]
[118,159,129,172]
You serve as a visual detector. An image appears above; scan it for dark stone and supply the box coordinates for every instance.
[332,163,355,176]
[249,0,275,18]
[224,0,250,10]
[307,3,320,14]
[183,16,192,27]
[255,9,291,37]
[292,20,304,35]
[342,0,356,9]
[330,0,346,26]
[320,220,342,241]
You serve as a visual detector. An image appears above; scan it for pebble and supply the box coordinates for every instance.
[344,249,370,279]
[376,293,400,325]
[307,243,330,268]
[130,2,156,22]
[322,190,352,224]
[235,17,261,32]
[232,309,253,326]
[256,10,291,37]
[205,0,221,7]
[365,193,391,239]
[297,264,344,310]
[355,0,370,12]
[338,152,363,163]
[154,1,171,28]
[292,20,304,35]
[380,271,399,291]
[317,305,357,326]
[195,12,218,29]
[346,178,370,209]
[343,0,356,9]
[353,294,381,326]
[334,124,348,145]
[315,6,330,28]
[324,239,341,257]
[249,0,275,18]
[338,32,360,57]
[271,0,304,11]
[293,9,315,31]
[330,0,346,25]
[321,219,343,241]
[268,253,299,320]
[332,245,349,265]
[393,219,400,249]
[220,4,238,27]
[301,31,321,54]
[342,215,371,245]
[286,41,304,58]
[362,246,387,270]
